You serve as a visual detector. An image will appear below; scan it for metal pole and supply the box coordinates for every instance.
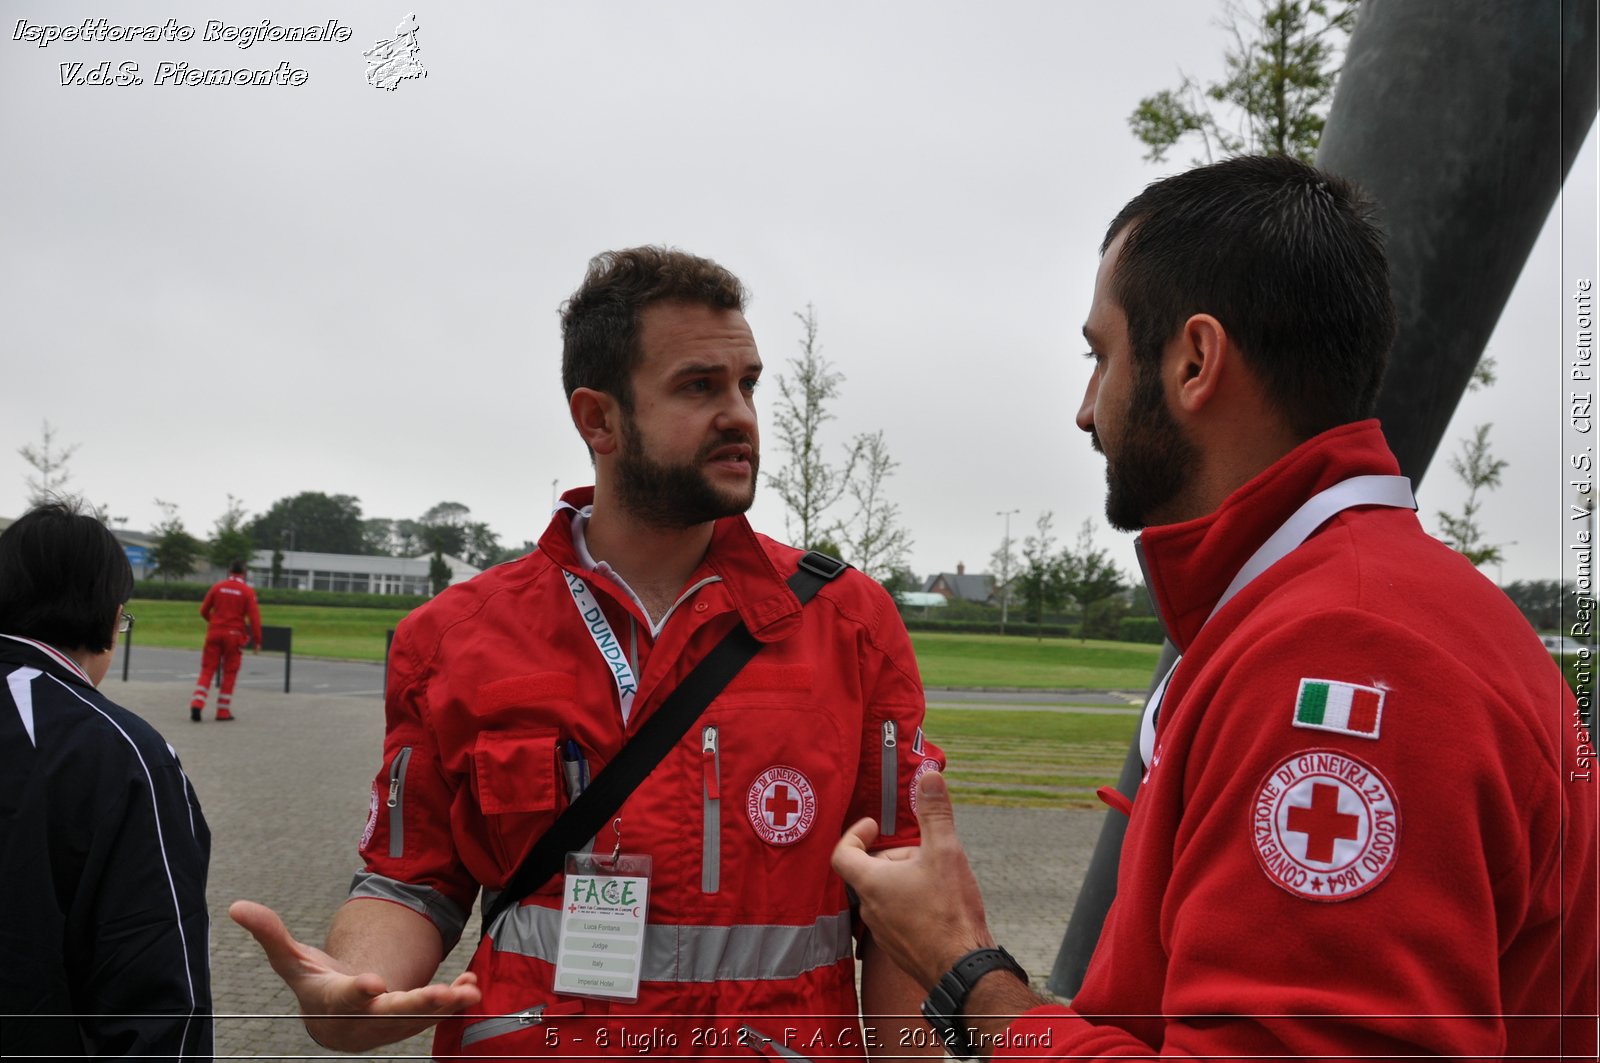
[120,617,133,682]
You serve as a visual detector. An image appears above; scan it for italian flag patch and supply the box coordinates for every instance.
[1293,678,1385,739]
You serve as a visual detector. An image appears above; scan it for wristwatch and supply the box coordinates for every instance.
[920,946,1029,1060]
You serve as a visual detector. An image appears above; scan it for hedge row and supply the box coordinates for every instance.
[133,580,425,610]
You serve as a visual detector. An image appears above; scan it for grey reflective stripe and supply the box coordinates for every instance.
[493,906,853,983]
[347,870,468,952]
[460,1005,547,1048]
[702,724,720,894]
[386,746,413,859]
[880,720,897,836]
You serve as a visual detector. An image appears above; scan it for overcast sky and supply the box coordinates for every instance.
[2,1,1594,589]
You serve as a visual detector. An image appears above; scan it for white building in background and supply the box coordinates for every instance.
[248,549,480,596]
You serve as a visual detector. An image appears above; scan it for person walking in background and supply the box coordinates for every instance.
[191,559,261,722]
[0,501,213,1060]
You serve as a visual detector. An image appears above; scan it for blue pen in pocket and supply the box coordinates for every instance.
[561,739,589,801]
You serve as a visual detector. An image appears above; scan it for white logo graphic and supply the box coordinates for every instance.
[365,13,426,91]
[360,784,380,850]
[746,766,817,846]
[909,758,941,815]
[1252,749,1399,902]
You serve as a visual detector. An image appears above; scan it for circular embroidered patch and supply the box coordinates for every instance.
[909,758,941,814]
[360,783,380,851]
[1252,749,1399,902]
[747,766,817,845]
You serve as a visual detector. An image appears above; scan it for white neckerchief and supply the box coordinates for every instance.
[0,632,93,684]
[1137,474,1415,767]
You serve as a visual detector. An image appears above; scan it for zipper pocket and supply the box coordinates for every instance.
[459,1000,583,1048]
[386,746,413,858]
[702,724,721,893]
[880,721,897,836]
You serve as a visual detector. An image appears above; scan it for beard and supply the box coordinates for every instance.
[1098,360,1200,532]
[615,419,760,529]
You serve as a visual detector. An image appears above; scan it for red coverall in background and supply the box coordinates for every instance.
[191,571,262,721]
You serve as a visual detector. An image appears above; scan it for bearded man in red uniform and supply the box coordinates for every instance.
[191,559,262,722]
[836,155,1598,1061]
[229,247,944,1058]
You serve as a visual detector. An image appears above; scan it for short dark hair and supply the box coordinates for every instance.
[0,502,133,654]
[1104,154,1395,439]
[559,246,748,412]
[229,559,246,575]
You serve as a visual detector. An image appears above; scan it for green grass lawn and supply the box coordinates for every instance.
[911,631,1161,690]
[127,599,410,661]
[127,600,1146,808]
[926,707,1137,809]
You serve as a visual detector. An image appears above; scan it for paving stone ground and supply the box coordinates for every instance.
[112,680,1106,1060]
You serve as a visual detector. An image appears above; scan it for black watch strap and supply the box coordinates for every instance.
[920,946,1029,1060]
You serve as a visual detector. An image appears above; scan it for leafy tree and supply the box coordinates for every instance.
[461,521,502,570]
[1501,580,1570,632]
[208,494,256,570]
[834,429,912,582]
[765,305,857,550]
[1129,0,1360,164]
[151,499,204,587]
[428,553,452,596]
[1016,512,1067,628]
[19,420,79,506]
[249,492,366,554]
[490,540,538,566]
[990,511,1021,633]
[879,565,921,600]
[417,501,470,557]
[1436,423,1508,568]
[362,518,398,556]
[1061,519,1127,642]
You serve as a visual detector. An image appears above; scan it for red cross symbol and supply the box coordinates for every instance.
[764,784,801,828]
[1286,782,1361,862]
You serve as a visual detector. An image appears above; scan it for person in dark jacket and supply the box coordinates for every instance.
[0,501,213,1061]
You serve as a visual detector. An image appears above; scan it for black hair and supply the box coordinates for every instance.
[0,502,133,654]
[1103,154,1396,439]
[559,246,748,413]
[229,559,246,575]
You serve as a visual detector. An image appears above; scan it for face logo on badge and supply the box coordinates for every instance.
[1252,749,1399,902]
[747,766,817,845]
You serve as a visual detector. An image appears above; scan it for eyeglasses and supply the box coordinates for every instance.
[118,612,135,633]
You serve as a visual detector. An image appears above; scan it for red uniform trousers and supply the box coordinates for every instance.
[191,627,247,717]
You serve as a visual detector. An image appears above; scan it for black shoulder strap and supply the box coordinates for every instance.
[481,551,848,933]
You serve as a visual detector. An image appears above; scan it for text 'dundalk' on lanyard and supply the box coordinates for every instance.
[565,570,639,725]
[1137,474,1416,769]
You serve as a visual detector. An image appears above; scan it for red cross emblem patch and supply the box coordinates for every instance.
[747,766,817,846]
[1251,749,1399,902]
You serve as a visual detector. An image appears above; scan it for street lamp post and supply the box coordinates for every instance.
[996,508,1020,633]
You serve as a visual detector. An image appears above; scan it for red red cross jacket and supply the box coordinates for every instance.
[998,421,1597,1061]
[199,574,261,642]
[352,489,944,1058]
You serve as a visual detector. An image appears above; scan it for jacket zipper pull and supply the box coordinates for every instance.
[518,1005,547,1026]
[702,725,720,800]
[386,778,401,808]
[882,720,897,748]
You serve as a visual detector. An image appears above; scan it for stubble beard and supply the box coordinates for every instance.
[615,417,760,529]
[1100,360,1200,533]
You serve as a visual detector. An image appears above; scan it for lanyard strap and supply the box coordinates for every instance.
[565,571,640,724]
[1138,474,1414,767]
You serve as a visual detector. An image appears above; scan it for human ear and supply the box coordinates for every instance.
[1172,314,1229,413]
[569,388,622,456]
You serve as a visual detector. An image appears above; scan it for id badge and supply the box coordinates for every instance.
[554,851,652,1002]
